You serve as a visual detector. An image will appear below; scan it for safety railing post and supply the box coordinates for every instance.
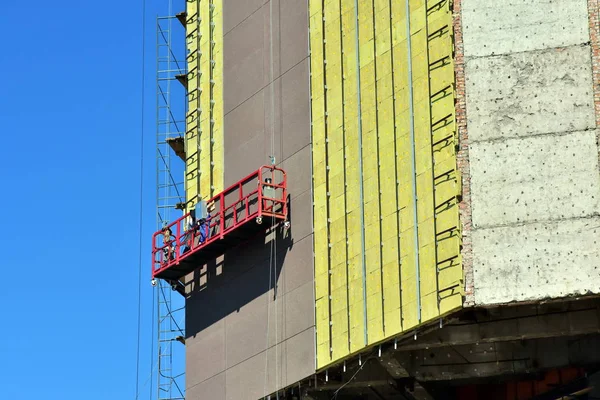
[258,167,263,216]
[176,219,181,264]
[285,170,288,217]
[246,192,250,219]
[233,200,238,226]
[238,182,243,224]
[152,233,156,274]
[220,192,225,239]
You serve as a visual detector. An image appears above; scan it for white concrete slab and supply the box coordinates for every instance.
[465,45,595,143]
[462,0,590,57]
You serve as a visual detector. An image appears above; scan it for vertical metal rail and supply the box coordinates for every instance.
[388,0,404,331]
[320,0,334,362]
[404,0,422,323]
[155,1,186,398]
[353,0,369,347]
[306,0,318,371]
[424,2,441,316]
[370,0,385,335]
[338,0,352,356]
[208,0,215,198]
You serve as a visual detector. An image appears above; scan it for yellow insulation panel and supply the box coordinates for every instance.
[312,0,331,366]
[310,0,463,369]
[185,0,224,210]
[211,1,224,194]
[358,0,384,348]
[327,0,350,363]
[375,0,400,340]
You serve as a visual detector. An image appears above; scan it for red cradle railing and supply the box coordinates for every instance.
[151,165,287,281]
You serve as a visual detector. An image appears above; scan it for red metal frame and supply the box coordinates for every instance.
[152,165,288,279]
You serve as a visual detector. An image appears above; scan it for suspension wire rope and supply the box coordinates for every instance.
[135,0,147,397]
[263,0,279,397]
[135,311,186,400]
[263,227,274,398]
[149,282,155,400]
[157,25,185,74]
[331,351,377,400]
[159,284,185,335]
[273,5,281,395]
[156,147,184,218]
[158,360,186,399]
[157,84,184,135]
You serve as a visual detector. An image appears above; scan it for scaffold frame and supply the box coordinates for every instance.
[155,2,186,399]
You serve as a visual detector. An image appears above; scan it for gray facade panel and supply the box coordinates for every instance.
[286,190,313,240]
[281,59,311,160]
[223,0,266,35]
[187,0,314,397]
[279,0,309,73]
[285,328,315,387]
[223,4,267,114]
[224,286,285,367]
[186,373,226,400]
[284,281,314,339]
[261,77,284,169]
[223,90,264,155]
[281,144,311,199]
[185,320,226,388]
[225,343,285,400]
[282,235,314,295]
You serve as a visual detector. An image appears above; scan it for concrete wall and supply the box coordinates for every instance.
[185,0,315,399]
[462,0,600,305]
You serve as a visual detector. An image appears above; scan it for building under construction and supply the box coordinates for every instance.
[149,0,600,398]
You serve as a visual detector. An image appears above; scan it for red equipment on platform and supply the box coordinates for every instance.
[152,166,288,282]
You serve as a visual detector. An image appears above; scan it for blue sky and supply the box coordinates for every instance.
[0,0,173,398]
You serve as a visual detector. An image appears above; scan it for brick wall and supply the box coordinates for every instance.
[453,0,475,306]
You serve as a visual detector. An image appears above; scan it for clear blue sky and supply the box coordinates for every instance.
[0,0,166,398]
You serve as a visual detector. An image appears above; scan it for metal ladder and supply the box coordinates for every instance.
[155,4,186,400]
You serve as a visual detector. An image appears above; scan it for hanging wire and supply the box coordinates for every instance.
[263,0,279,397]
[331,352,377,400]
[149,279,155,400]
[134,310,185,400]
[270,0,279,393]
[135,0,147,397]
[159,284,185,335]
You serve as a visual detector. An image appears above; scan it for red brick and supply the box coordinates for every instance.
[453,0,475,305]
[589,0,600,175]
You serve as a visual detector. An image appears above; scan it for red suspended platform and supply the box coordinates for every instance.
[152,166,288,282]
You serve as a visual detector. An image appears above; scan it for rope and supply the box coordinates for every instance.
[159,284,185,335]
[262,239,274,399]
[263,0,279,397]
[331,353,376,400]
[271,1,279,396]
[135,0,147,397]
[274,211,279,400]
[134,310,185,400]
[149,281,155,400]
